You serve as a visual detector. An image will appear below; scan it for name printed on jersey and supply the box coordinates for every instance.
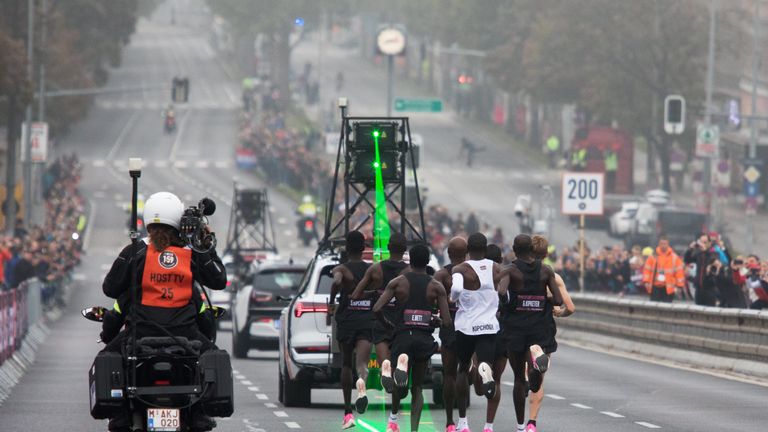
[516,295,546,312]
[348,299,372,310]
[403,309,432,327]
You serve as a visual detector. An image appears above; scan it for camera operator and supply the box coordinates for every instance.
[698,257,721,307]
[101,192,226,347]
[747,262,768,310]
[685,233,728,305]
[715,257,748,308]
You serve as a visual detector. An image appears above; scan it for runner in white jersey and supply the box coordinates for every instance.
[450,233,501,432]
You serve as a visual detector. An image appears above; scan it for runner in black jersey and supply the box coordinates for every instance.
[329,231,372,428]
[350,232,409,394]
[374,244,452,432]
[497,235,564,432]
[526,235,575,431]
[433,236,467,432]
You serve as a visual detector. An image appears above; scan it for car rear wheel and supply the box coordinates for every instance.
[281,365,311,407]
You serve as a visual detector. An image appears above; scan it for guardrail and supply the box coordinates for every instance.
[561,293,768,362]
[0,279,47,367]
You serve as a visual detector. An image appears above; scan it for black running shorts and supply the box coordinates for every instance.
[391,329,437,362]
[372,321,394,345]
[504,326,557,355]
[455,331,497,368]
[335,318,373,346]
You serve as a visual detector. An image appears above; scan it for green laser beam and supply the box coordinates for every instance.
[373,129,391,262]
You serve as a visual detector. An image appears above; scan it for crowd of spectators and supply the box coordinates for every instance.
[238,109,333,199]
[0,155,84,307]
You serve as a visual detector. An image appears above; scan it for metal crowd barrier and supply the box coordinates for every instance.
[561,293,768,362]
[0,280,44,367]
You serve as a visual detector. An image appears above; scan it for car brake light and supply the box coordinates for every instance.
[154,380,170,386]
[304,219,314,229]
[251,290,272,303]
[294,301,328,318]
[295,346,329,354]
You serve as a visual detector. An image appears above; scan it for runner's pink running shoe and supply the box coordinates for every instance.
[342,413,355,429]
[445,425,457,432]
[386,421,400,432]
[524,423,537,432]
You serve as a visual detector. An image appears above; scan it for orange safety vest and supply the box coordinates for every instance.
[642,247,685,295]
[140,245,193,308]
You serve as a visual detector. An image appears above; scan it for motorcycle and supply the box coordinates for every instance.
[297,216,317,247]
[82,305,233,432]
[164,115,177,134]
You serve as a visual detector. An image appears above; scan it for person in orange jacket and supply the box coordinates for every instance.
[642,235,685,302]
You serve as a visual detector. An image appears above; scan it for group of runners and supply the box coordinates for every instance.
[329,230,575,432]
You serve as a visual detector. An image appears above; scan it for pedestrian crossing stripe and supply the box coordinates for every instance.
[95,100,239,110]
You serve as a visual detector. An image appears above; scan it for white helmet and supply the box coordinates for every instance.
[143,192,184,230]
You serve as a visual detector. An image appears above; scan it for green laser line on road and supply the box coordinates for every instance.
[372,129,390,262]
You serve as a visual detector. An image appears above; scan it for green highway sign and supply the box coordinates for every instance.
[394,98,443,112]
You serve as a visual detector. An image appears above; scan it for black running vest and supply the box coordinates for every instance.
[502,259,552,329]
[336,260,372,321]
[443,264,459,317]
[395,272,434,333]
[379,260,409,319]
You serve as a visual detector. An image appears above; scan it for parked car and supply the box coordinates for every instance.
[277,248,444,407]
[608,201,639,237]
[231,260,307,357]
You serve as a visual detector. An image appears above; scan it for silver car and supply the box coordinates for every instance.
[277,249,444,407]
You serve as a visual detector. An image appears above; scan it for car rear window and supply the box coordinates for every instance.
[314,265,335,294]
[253,269,304,292]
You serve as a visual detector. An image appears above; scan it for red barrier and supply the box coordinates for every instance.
[0,284,29,366]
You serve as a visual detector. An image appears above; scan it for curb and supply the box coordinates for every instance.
[558,327,768,385]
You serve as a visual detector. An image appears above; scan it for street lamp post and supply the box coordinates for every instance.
[703,0,718,229]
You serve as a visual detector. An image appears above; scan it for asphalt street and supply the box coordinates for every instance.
[2,2,768,432]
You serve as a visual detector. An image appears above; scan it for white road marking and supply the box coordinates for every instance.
[155,160,169,168]
[277,217,287,225]
[101,264,112,271]
[93,160,106,167]
[72,273,86,281]
[285,421,301,429]
[247,386,260,392]
[264,402,277,408]
[214,160,229,169]
[502,381,514,386]
[256,394,268,400]
[105,110,140,161]
[357,419,379,432]
[635,421,662,429]
[234,375,245,380]
[232,370,239,374]
[600,411,625,418]
[570,403,592,409]
[546,394,565,400]
[241,380,253,386]
[195,161,209,168]
[169,110,191,160]
[174,160,189,168]
[273,411,289,418]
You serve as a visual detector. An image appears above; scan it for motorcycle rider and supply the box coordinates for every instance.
[296,195,318,245]
[101,191,227,431]
[163,104,176,132]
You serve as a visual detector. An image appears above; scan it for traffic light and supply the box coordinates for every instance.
[172,77,190,103]
[663,95,685,135]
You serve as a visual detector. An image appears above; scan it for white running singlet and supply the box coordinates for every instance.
[454,258,499,335]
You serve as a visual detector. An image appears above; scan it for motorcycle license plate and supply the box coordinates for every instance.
[147,408,180,431]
